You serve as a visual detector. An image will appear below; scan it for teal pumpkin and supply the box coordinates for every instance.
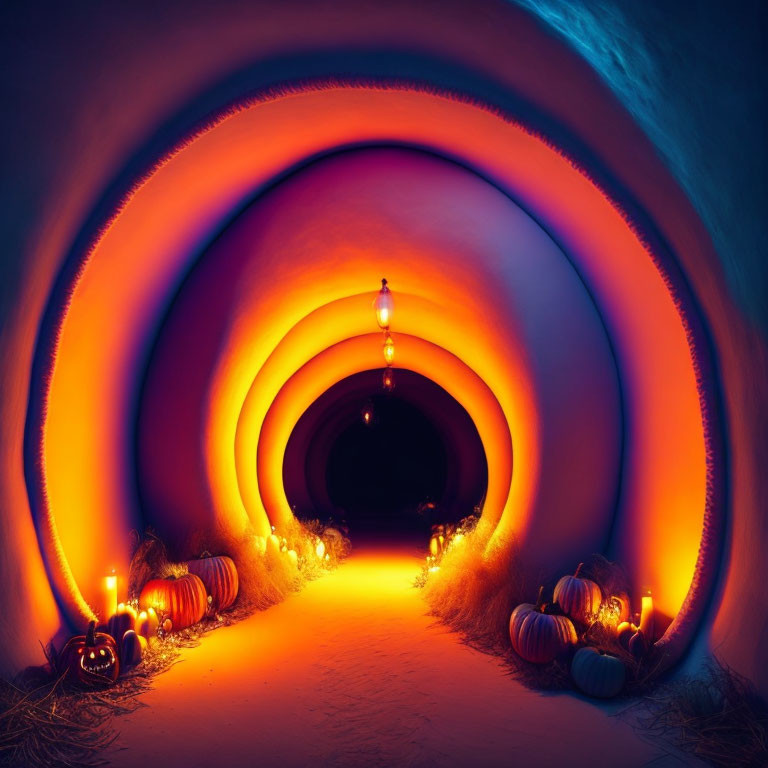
[571,647,626,698]
[509,587,577,664]
[553,563,602,625]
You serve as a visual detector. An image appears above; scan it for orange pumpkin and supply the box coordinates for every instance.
[554,563,602,625]
[60,621,119,685]
[139,573,206,629]
[186,553,239,612]
[509,587,577,664]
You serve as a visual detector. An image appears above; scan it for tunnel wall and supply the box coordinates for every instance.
[0,0,763,691]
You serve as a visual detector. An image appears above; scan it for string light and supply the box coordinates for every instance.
[373,278,394,329]
[383,333,395,365]
[382,367,395,392]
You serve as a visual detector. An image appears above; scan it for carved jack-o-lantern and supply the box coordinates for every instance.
[60,620,119,685]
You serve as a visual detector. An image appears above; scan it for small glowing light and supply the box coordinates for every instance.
[315,539,326,559]
[373,278,394,329]
[102,570,118,621]
[383,333,395,365]
[382,367,395,392]
[361,401,374,426]
[639,592,655,639]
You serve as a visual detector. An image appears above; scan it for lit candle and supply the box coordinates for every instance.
[102,571,117,623]
[639,592,655,640]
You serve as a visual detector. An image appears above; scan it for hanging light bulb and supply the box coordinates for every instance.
[382,367,395,392]
[361,401,374,426]
[383,333,395,365]
[374,278,394,329]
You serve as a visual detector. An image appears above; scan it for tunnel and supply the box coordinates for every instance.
[1,2,765,765]
[283,369,489,542]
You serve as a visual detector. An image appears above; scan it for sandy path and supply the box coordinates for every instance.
[108,548,680,767]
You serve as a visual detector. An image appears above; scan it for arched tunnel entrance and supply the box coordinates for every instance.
[22,84,722,687]
[283,369,488,543]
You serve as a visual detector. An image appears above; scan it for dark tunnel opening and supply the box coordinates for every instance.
[283,369,488,544]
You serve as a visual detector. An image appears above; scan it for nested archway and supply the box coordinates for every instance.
[26,83,721,672]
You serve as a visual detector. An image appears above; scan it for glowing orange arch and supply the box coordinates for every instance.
[36,86,708,648]
[230,290,533,540]
[256,334,511,533]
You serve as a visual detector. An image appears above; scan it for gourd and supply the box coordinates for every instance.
[107,603,137,642]
[570,647,626,698]
[628,629,649,659]
[139,573,207,629]
[554,563,602,625]
[59,621,119,685]
[617,619,639,648]
[186,553,239,612]
[135,607,160,641]
[509,587,578,663]
[120,630,145,669]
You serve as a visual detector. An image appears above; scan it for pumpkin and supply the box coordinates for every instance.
[571,647,626,698]
[509,587,578,664]
[139,573,206,629]
[120,630,145,670]
[60,620,119,685]
[186,553,239,612]
[554,563,602,625]
[162,618,173,633]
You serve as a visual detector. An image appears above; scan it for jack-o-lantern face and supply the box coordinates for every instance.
[80,644,117,677]
[60,620,119,685]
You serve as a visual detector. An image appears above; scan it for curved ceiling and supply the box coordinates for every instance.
[28,84,717,671]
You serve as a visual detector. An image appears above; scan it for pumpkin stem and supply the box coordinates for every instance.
[574,562,584,578]
[535,585,545,610]
[199,551,212,559]
[85,620,97,647]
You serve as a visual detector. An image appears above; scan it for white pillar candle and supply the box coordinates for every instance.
[102,571,117,623]
[639,592,655,640]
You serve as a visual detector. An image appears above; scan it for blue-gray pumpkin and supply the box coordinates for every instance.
[571,647,626,698]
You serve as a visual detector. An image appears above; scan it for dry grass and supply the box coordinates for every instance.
[629,659,768,767]
[1,523,349,768]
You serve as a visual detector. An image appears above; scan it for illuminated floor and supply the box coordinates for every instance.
[108,548,677,767]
